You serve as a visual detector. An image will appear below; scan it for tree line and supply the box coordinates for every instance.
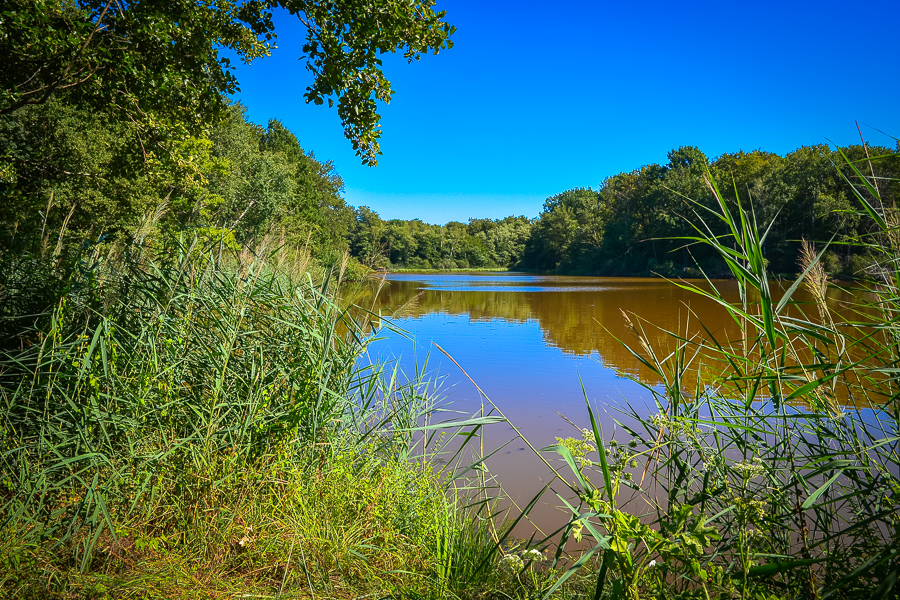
[6,92,898,279]
[2,4,897,279]
[520,144,900,277]
[359,143,900,277]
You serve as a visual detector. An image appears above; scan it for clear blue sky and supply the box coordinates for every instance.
[229,0,900,224]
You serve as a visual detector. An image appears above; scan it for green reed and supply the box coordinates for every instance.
[0,223,511,598]
[518,143,900,599]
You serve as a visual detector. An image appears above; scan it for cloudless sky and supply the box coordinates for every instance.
[229,0,900,224]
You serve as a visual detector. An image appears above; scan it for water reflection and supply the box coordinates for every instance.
[369,273,865,390]
[359,272,876,534]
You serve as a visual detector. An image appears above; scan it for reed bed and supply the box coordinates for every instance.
[517,144,900,599]
[0,226,521,598]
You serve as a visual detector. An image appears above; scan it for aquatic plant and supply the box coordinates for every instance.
[0,221,513,598]
[521,139,900,599]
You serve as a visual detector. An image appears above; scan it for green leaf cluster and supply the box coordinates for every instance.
[518,145,900,278]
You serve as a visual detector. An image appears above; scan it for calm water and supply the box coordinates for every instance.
[360,272,863,532]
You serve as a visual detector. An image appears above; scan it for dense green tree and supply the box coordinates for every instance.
[1,0,454,165]
[517,143,900,278]
[205,106,294,243]
[523,189,593,271]
[0,100,165,248]
[344,211,533,270]
[385,219,418,265]
[482,216,532,267]
[261,118,352,257]
[0,99,356,261]
[350,206,388,266]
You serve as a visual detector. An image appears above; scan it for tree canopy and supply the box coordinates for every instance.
[1,0,454,165]
[0,0,457,275]
[514,144,900,278]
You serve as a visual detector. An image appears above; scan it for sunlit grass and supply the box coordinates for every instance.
[0,225,526,599]
[490,142,900,599]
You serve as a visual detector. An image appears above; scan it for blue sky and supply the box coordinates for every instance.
[229,0,900,224]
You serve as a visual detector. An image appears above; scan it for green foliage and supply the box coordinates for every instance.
[523,187,606,272]
[0,0,456,267]
[0,0,273,131]
[0,227,516,598]
[0,99,162,247]
[0,234,362,563]
[0,99,358,277]
[517,143,900,277]
[347,211,534,270]
[0,0,454,166]
[285,0,455,165]
[524,147,900,599]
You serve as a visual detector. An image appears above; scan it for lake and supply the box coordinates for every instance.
[359,271,865,533]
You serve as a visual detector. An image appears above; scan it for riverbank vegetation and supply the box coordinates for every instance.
[512,148,899,599]
[0,223,547,598]
[5,159,897,600]
[358,143,900,276]
[2,2,898,598]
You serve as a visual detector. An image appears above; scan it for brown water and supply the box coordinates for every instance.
[360,272,870,533]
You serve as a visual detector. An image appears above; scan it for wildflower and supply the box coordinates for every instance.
[523,548,544,562]
[647,559,657,568]
[556,436,595,466]
[650,413,701,439]
[702,456,724,471]
[732,457,766,479]
[499,553,524,572]
[730,495,768,522]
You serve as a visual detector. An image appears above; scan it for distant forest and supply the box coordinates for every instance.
[353,144,900,278]
[4,98,898,278]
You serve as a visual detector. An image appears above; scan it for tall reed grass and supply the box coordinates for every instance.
[0,223,515,598]
[526,141,900,599]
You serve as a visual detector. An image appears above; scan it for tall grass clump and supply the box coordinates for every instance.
[0,222,509,598]
[537,142,899,599]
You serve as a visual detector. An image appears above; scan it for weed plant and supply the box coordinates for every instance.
[0,220,518,598]
[528,143,900,599]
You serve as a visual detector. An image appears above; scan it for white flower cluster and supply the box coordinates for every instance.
[650,413,701,439]
[522,548,544,562]
[732,457,767,479]
[730,494,769,522]
[499,553,524,572]
[499,548,545,573]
